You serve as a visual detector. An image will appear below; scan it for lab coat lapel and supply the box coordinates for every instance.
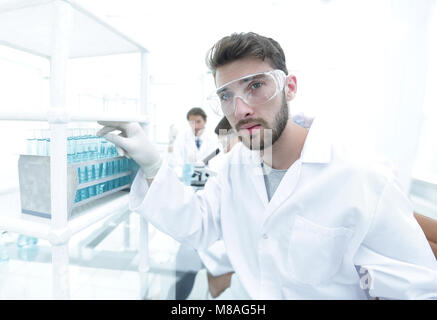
[264,160,302,218]
[241,147,269,208]
[263,117,332,223]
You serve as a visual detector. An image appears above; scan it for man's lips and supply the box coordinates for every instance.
[239,124,261,134]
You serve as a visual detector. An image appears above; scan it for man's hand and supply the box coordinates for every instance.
[207,271,234,298]
[97,121,162,178]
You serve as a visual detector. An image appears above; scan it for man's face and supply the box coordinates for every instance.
[188,115,206,136]
[214,57,296,150]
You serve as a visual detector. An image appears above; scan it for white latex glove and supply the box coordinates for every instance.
[97,121,162,179]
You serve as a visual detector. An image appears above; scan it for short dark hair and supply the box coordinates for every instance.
[214,116,232,136]
[186,107,207,121]
[206,32,288,77]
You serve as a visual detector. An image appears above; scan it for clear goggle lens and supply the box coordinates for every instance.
[207,69,286,116]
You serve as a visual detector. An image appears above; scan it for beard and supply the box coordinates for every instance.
[237,93,289,151]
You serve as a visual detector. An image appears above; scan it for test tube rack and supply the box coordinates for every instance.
[17,155,134,220]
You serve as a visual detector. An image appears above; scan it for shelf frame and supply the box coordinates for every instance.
[0,0,151,300]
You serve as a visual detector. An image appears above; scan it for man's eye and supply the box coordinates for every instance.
[219,92,232,101]
[250,82,263,90]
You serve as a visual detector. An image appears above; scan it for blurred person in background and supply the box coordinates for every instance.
[171,107,219,167]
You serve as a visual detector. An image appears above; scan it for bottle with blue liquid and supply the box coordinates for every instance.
[16,234,39,261]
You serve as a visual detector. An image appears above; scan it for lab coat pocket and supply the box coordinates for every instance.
[288,215,353,286]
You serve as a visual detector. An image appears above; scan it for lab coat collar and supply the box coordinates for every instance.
[241,116,332,167]
[241,119,332,166]
[299,117,332,164]
[236,116,332,210]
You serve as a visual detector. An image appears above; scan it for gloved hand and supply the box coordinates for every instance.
[97,121,162,179]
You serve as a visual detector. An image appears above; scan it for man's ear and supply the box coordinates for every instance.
[285,74,297,101]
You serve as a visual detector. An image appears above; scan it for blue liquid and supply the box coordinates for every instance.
[99,162,105,178]
[119,159,125,172]
[74,191,81,203]
[79,186,88,201]
[113,160,119,175]
[61,132,129,204]
[17,235,38,248]
[86,164,95,182]
[96,183,104,195]
[16,236,39,261]
[78,166,87,184]
[88,185,96,198]
[107,161,113,176]
[100,140,108,158]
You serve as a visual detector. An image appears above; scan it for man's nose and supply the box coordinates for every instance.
[233,96,254,119]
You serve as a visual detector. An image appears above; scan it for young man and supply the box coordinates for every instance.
[98,32,437,299]
[171,107,219,166]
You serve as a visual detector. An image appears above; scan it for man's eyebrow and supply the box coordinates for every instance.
[241,74,264,83]
[216,87,229,95]
[216,74,266,94]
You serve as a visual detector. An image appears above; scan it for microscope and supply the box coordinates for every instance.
[190,148,220,188]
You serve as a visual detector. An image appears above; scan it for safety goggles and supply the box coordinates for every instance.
[207,69,286,116]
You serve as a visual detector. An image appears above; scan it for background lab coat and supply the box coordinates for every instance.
[130,117,437,299]
[171,127,219,165]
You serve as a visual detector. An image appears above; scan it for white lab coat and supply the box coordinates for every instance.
[130,117,437,300]
[197,240,233,277]
[171,127,219,165]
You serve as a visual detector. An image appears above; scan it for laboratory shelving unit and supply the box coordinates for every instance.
[0,0,151,299]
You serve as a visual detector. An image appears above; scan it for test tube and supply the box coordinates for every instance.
[108,179,114,190]
[98,162,104,179]
[107,142,118,157]
[36,130,46,156]
[96,183,104,195]
[79,187,88,201]
[78,166,87,184]
[119,158,124,172]
[107,161,113,176]
[89,130,98,178]
[46,137,50,156]
[75,135,85,163]
[86,164,95,182]
[88,184,96,198]
[67,136,74,163]
[113,178,119,189]
[114,159,120,175]
[100,139,108,158]
[26,130,38,155]
[74,191,81,203]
